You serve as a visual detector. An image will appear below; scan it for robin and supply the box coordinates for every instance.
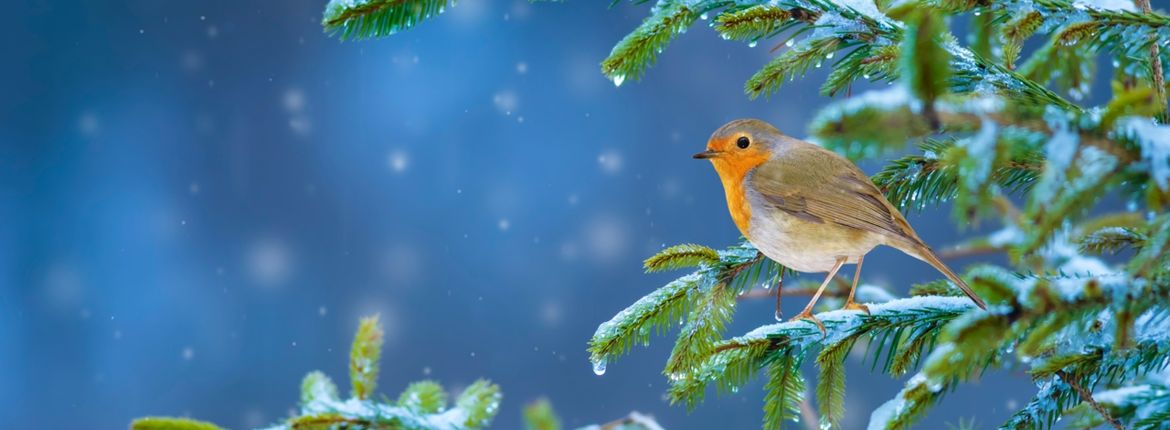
[694,119,987,331]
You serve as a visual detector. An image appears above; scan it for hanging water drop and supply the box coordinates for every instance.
[863,74,871,79]
[748,40,758,48]
[775,309,783,322]
[974,10,981,16]
[592,358,608,376]
[815,61,822,68]
[612,75,626,88]
[825,52,834,59]
[785,39,795,47]
[700,12,709,20]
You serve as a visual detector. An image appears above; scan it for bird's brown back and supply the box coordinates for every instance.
[747,136,924,250]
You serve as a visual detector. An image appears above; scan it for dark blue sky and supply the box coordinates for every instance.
[4,0,1125,428]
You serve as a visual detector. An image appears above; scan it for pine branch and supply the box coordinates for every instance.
[821,44,900,96]
[601,1,700,86]
[1134,0,1167,121]
[1059,369,1123,430]
[872,138,1042,212]
[1079,226,1147,254]
[664,282,736,376]
[1019,144,1121,256]
[747,36,843,99]
[522,398,561,430]
[455,380,503,429]
[714,4,811,42]
[351,314,384,400]
[301,371,341,405]
[322,0,452,40]
[590,273,703,367]
[668,296,976,424]
[901,8,951,128]
[398,381,448,414]
[131,417,224,430]
[763,351,807,429]
[1000,11,1043,70]
[644,243,720,273]
[591,241,785,369]
[815,337,854,428]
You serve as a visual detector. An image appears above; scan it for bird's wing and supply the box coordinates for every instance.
[749,141,921,246]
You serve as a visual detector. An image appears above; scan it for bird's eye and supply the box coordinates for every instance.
[736,136,750,149]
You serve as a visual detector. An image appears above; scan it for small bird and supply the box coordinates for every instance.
[694,119,987,330]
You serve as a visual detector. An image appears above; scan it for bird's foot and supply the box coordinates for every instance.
[789,310,826,336]
[841,301,870,314]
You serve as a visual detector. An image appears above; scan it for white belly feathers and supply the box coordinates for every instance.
[743,186,878,273]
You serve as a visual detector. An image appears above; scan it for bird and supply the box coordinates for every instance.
[693,119,987,331]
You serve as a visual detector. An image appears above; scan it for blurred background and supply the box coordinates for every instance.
[5,0,1113,428]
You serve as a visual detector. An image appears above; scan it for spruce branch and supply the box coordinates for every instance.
[763,351,807,429]
[669,296,976,425]
[138,316,503,430]
[398,381,448,414]
[522,398,561,430]
[665,281,737,377]
[601,1,700,86]
[714,4,810,42]
[301,371,341,405]
[747,37,843,99]
[351,314,384,400]
[643,244,720,273]
[131,417,224,430]
[814,336,854,428]
[901,8,951,128]
[1000,11,1043,70]
[1079,226,1148,254]
[1135,0,1167,120]
[322,0,452,40]
[1060,369,1124,429]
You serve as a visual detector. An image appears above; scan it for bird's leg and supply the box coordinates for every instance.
[774,271,784,321]
[790,257,846,336]
[842,255,870,313]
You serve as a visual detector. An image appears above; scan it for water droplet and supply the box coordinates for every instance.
[592,358,607,376]
[775,309,783,321]
[825,52,835,59]
[815,61,822,68]
[974,11,981,16]
[785,39,795,47]
[611,75,626,87]
[863,74,871,79]
[748,41,758,48]
[700,12,709,20]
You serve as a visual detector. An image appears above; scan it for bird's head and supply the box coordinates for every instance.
[693,119,781,178]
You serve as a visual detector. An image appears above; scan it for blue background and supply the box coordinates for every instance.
[2,0,1145,428]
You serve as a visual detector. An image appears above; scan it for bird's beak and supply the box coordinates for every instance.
[692,150,721,159]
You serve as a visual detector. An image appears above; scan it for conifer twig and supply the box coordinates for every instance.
[1135,0,1167,121]
[1057,370,1123,430]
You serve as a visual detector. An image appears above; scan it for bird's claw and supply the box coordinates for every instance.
[789,311,826,337]
[842,301,870,314]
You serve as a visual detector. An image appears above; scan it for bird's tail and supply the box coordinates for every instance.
[899,242,988,310]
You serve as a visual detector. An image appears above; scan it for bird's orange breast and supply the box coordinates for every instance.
[722,175,753,236]
[712,153,770,238]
